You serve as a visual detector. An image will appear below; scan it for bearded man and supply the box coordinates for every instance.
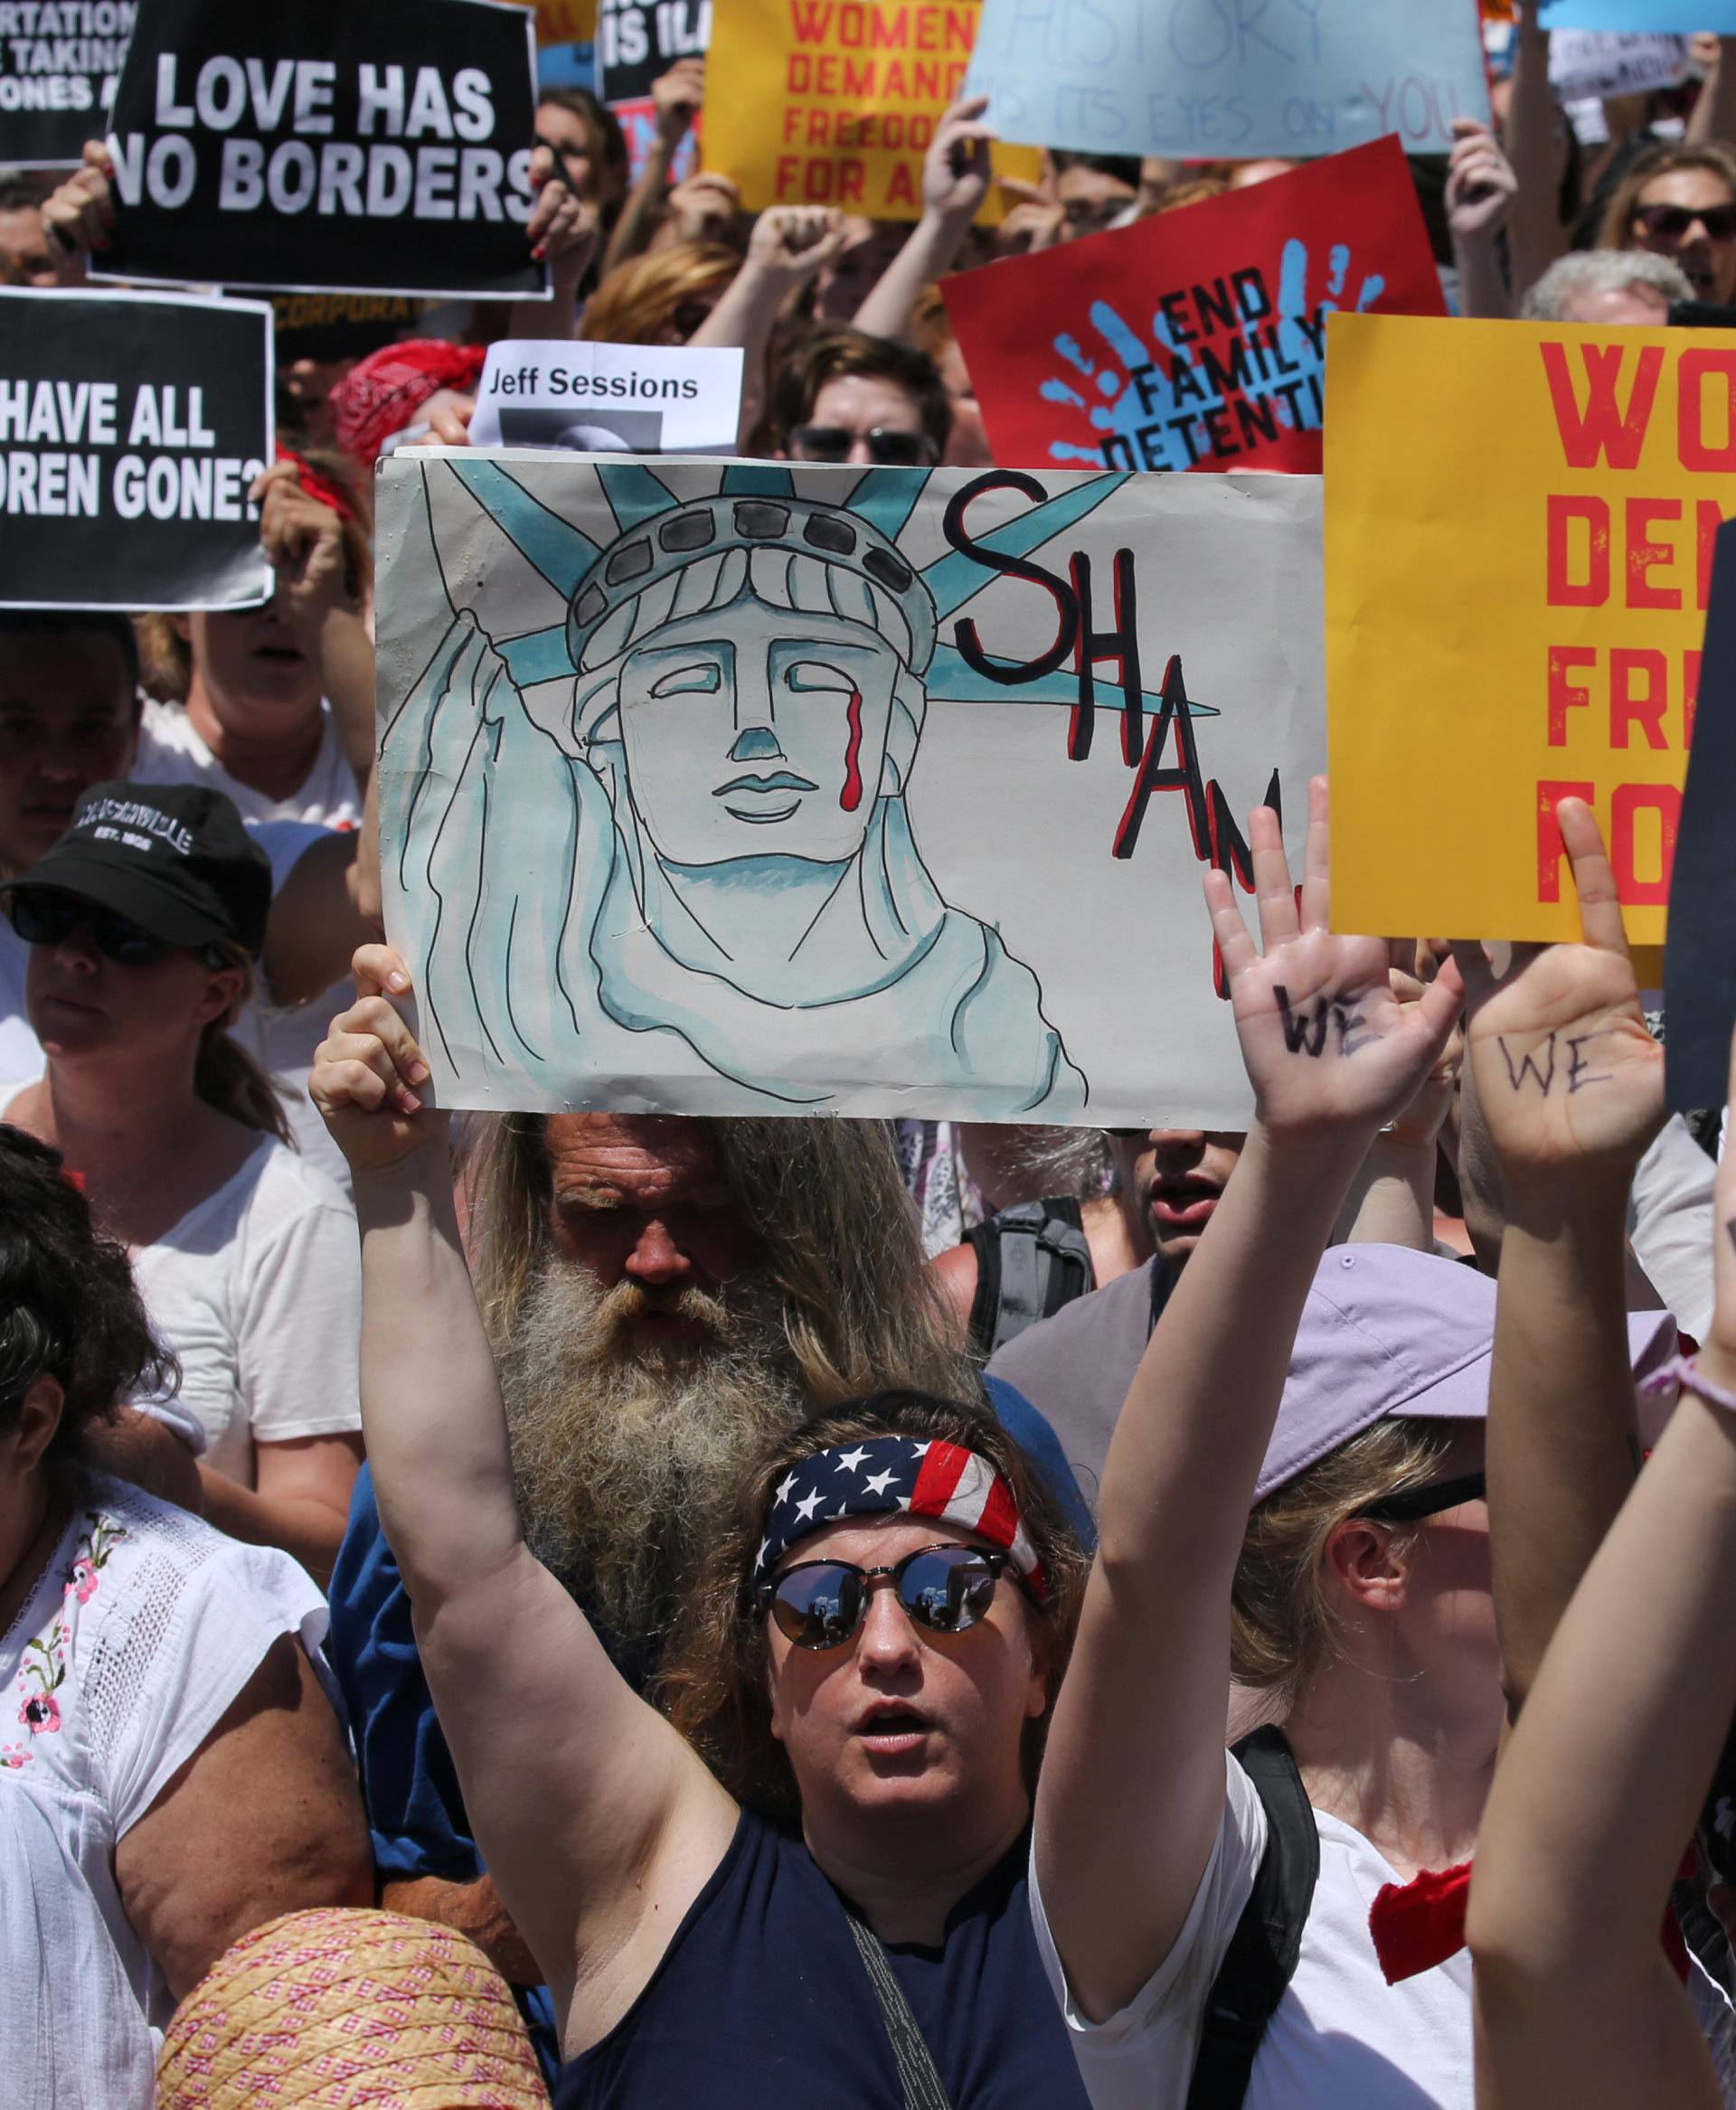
[323,1106,1085,2068]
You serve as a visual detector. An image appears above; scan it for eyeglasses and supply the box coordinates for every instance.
[1633,202,1736,243]
[6,887,223,970]
[790,424,934,467]
[757,1542,1018,1650]
[1357,1471,1487,1525]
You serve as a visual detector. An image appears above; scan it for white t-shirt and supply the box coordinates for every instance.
[135,694,363,830]
[0,1478,327,2104]
[130,1135,363,1485]
[1030,1749,1473,2110]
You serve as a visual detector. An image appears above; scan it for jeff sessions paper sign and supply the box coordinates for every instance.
[375,452,1326,1126]
[0,287,271,610]
[95,0,544,299]
[469,341,743,451]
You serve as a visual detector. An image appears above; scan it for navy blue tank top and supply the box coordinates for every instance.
[553,1809,1089,2107]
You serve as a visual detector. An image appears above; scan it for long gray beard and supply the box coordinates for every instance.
[493,1264,807,1651]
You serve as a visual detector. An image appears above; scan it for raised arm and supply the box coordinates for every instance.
[1466,1029,1736,2110]
[1503,5,1568,304]
[1446,118,1518,320]
[691,206,847,448]
[309,947,736,2039]
[1453,801,1665,1715]
[1688,35,1736,149]
[1036,784,1464,2020]
[603,60,706,272]
[252,460,374,792]
[852,96,995,344]
[507,147,599,343]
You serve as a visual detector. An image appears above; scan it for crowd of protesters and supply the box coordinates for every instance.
[5,13,1736,2108]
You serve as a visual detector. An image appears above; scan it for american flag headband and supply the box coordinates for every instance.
[751,1436,1049,1604]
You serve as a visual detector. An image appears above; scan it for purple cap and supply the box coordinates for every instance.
[1254,1245,1677,1504]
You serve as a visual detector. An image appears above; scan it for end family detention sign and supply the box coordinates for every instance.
[92,0,545,300]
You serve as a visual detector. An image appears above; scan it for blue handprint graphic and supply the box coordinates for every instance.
[1039,237,1386,472]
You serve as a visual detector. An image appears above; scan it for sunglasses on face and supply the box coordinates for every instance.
[1356,1470,1487,1526]
[790,424,933,467]
[6,887,222,970]
[758,1541,1018,1651]
[1634,202,1736,243]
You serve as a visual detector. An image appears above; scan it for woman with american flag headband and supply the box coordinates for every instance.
[309,937,1095,2107]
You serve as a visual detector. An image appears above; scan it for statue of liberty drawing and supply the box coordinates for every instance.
[378,456,1133,1116]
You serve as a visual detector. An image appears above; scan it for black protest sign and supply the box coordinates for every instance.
[595,0,709,108]
[0,288,271,611]
[1664,515,1736,1113]
[94,0,546,300]
[0,0,133,165]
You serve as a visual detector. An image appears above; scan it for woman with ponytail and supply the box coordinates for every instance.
[0,780,363,1578]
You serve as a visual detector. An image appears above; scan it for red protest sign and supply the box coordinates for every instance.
[942,136,1446,476]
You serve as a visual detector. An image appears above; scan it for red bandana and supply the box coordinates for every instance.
[272,442,356,524]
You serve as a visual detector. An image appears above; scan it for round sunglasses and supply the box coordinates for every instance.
[6,886,225,970]
[757,1541,1020,1651]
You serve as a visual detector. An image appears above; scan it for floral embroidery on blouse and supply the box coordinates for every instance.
[6,1512,128,1746]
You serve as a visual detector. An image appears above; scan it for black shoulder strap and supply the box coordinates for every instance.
[842,1904,952,2110]
[1184,1726,1320,2110]
[966,1199,1093,1359]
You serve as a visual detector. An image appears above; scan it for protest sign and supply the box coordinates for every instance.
[1662,516,1736,1112]
[943,137,1444,478]
[92,0,546,300]
[1538,3,1736,29]
[374,454,1326,1125]
[0,0,132,165]
[0,287,271,611]
[964,0,1489,163]
[595,0,709,106]
[1326,311,1732,947]
[468,340,742,449]
[1547,31,1688,102]
[701,0,1039,218]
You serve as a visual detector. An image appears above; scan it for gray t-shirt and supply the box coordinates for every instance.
[986,1258,1160,1517]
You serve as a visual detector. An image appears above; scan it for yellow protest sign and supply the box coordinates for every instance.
[1326,310,1728,946]
[701,0,1038,218]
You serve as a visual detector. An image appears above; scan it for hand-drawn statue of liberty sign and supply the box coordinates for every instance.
[374,454,1326,1125]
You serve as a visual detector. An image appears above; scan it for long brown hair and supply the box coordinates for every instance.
[194,943,292,1144]
[462,1112,967,1400]
[658,1389,1090,1822]
[579,241,741,345]
[1598,141,1736,253]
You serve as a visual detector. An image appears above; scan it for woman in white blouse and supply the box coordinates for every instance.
[0,1122,370,2106]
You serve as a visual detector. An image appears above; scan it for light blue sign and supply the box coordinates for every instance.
[1538,3,1736,29]
[964,0,1491,161]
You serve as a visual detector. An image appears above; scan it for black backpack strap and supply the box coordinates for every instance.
[1184,1726,1320,2110]
[966,1199,1092,1359]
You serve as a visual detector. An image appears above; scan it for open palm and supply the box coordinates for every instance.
[1209,781,1464,1142]
[1453,800,1663,1181]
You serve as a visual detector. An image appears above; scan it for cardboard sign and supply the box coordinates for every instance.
[943,137,1445,478]
[1547,32,1688,102]
[701,0,1039,218]
[468,339,743,449]
[1663,516,1736,1112]
[0,288,271,612]
[0,0,131,165]
[964,0,1490,162]
[1326,311,1733,946]
[595,0,709,107]
[92,0,546,300]
[1538,2,1736,29]
[374,453,1326,1125]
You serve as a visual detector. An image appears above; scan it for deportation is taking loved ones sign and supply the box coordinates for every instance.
[0,287,272,611]
[93,0,545,300]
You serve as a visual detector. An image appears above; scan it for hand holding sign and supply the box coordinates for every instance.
[42,141,116,286]
[653,57,705,146]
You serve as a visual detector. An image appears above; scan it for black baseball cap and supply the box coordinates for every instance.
[0,782,271,958]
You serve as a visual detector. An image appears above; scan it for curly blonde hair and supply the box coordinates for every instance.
[658,1389,1090,1822]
